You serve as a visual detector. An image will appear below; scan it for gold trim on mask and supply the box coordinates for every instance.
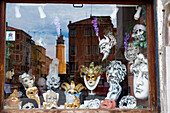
[79,62,103,81]
[61,81,86,94]
[64,96,80,109]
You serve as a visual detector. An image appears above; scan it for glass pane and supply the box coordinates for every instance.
[4,3,149,110]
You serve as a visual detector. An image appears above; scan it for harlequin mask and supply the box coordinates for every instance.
[119,95,136,109]
[99,32,117,61]
[79,62,103,84]
[61,81,85,95]
[106,80,122,101]
[100,99,116,109]
[106,61,126,83]
[26,87,40,108]
[19,73,35,90]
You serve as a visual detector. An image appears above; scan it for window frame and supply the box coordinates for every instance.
[0,0,158,113]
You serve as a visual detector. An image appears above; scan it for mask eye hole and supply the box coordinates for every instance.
[30,92,34,94]
[25,80,28,82]
[68,91,71,94]
[26,106,30,109]
[73,92,77,94]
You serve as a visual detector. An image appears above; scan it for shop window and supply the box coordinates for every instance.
[0,2,157,113]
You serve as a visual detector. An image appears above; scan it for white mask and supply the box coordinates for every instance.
[88,99,100,109]
[132,24,146,42]
[22,102,35,109]
[99,32,116,61]
[119,95,136,109]
[130,54,149,100]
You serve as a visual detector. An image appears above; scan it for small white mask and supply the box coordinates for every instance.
[132,24,146,42]
[119,95,136,109]
[22,102,35,109]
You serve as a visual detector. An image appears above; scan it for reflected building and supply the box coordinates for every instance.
[68,16,117,84]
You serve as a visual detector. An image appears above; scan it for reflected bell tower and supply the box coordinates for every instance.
[56,30,66,74]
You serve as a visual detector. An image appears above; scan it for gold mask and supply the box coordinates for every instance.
[26,87,40,108]
[6,90,20,109]
[61,81,85,94]
[64,96,80,109]
[79,62,103,81]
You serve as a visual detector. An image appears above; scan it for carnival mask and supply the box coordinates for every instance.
[26,87,40,108]
[43,90,59,109]
[61,81,85,109]
[37,77,47,93]
[130,54,149,100]
[106,61,127,83]
[79,62,103,92]
[20,98,38,109]
[5,90,20,109]
[46,75,60,89]
[88,99,100,109]
[124,43,139,62]
[6,69,14,79]
[19,73,35,90]
[132,24,146,42]
[119,95,136,109]
[106,80,122,101]
[99,32,116,61]
[100,99,116,109]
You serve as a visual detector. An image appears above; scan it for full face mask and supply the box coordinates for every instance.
[124,43,139,62]
[37,77,47,93]
[106,80,122,101]
[106,61,127,83]
[132,24,146,42]
[26,87,40,108]
[130,53,149,100]
[79,62,103,93]
[88,99,100,109]
[119,95,136,109]
[43,90,59,109]
[19,73,35,90]
[99,32,116,61]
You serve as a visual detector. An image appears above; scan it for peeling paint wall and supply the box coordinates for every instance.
[157,0,170,113]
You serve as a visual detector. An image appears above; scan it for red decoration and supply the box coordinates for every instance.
[100,99,116,109]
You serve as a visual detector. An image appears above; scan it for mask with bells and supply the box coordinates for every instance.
[61,81,85,109]
[99,32,116,61]
[43,90,59,109]
[79,62,103,92]
[19,73,35,90]
[26,87,40,108]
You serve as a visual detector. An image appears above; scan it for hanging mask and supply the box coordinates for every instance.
[79,62,103,92]
[5,90,20,109]
[19,73,35,90]
[132,24,146,42]
[106,61,126,83]
[124,43,139,63]
[26,87,40,108]
[99,32,116,61]
[87,99,100,109]
[106,80,122,101]
[119,95,136,109]
[20,98,38,109]
[100,99,116,109]
[43,90,59,109]
[37,77,47,93]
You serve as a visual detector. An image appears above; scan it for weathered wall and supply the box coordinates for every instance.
[157,0,170,113]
